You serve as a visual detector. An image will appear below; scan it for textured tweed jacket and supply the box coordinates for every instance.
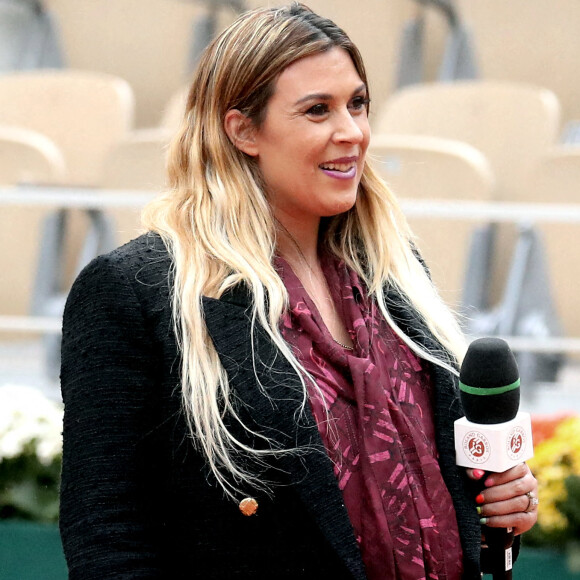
[60,232,483,579]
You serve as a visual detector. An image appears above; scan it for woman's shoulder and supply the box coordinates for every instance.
[104,230,170,269]
[67,231,173,309]
[86,231,170,280]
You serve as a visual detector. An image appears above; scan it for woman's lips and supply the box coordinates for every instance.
[320,165,357,179]
[319,157,358,180]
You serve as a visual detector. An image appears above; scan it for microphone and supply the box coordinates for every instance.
[460,337,520,424]
[454,337,534,580]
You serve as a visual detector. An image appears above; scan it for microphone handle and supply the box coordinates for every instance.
[483,525,514,580]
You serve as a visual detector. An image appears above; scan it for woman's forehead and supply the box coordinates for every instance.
[271,48,365,102]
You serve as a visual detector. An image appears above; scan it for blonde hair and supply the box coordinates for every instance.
[142,3,466,499]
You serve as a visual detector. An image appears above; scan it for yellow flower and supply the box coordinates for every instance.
[528,415,580,536]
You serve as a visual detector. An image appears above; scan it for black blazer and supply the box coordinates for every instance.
[60,233,482,579]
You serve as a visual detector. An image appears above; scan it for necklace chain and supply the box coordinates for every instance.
[276,222,354,351]
[332,337,354,351]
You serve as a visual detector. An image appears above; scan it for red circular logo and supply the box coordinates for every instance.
[469,437,486,457]
[507,426,526,460]
[462,431,491,464]
[510,433,522,454]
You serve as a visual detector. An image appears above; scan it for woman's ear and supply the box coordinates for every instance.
[224,109,259,157]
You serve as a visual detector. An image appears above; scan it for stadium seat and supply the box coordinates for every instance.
[374,80,561,202]
[0,70,134,186]
[99,131,170,245]
[457,0,580,130]
[45,0,202,126]
[0,126,65,326]
[368,133,494,311]
[522,147,580,339]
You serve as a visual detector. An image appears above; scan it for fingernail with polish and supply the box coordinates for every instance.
[473,469,485,480]
[484,477,495,487]
[480,517,488,525]
[476,494,485,504]
[476,506,482,515]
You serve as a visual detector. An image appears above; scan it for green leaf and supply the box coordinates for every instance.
[558,474,580,532]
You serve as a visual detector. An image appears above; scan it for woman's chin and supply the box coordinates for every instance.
[324,194,358,217]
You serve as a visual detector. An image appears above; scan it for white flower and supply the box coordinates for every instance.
[0,384,63,464]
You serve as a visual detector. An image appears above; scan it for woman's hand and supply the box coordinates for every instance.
[466,463,538,536]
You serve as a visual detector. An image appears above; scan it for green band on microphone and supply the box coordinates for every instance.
[459,378,520,396]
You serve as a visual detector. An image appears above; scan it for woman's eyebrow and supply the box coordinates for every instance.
[293,83,367,107]
[293,92,332,106]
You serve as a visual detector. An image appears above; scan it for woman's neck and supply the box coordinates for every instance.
[275,215,321,270]
[275,215,354,351]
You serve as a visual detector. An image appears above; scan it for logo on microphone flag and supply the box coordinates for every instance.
[507,426,527,460]
[455,412,534,471]
[462,431,491,464]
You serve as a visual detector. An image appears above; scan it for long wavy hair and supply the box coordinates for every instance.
[142,2,466,499]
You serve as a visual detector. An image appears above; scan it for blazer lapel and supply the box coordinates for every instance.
[202,293,366,579]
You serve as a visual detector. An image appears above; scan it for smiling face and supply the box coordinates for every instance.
[229,47,371,233]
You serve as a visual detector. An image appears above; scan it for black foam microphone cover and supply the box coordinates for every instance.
[459,337,520,424]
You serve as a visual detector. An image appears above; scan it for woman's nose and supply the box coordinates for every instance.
[333,110,366,144]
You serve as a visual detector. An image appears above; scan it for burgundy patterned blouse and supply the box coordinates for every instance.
[277,253,463,580]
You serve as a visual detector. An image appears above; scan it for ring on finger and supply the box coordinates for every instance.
[525,491,539,512]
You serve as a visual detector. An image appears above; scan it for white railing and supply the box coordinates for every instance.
[0,315,63,334]
[0,185,156,209]
[2,185,580,354]
[2,312,580,354]
[400,198,580,224]
[3,185,580,223]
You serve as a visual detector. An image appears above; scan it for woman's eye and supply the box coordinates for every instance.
[306,103,329,116]
[350,96,370,111]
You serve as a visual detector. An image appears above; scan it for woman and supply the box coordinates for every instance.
[59,4,538,579]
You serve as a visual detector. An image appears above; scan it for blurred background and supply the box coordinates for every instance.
[3,0,580,404]
[0,0,579,577]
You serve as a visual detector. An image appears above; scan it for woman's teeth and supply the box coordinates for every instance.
[320,162,354,172]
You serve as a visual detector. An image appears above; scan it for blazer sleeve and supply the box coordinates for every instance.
[60,253,163,578]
